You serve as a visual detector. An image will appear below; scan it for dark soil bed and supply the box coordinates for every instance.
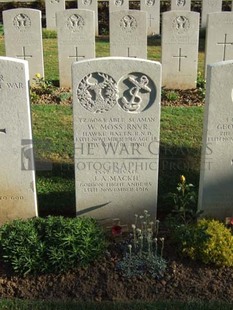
[0,235,232,302]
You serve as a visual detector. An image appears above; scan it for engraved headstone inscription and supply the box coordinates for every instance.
[201,0,222,29]
[77,0,98,35]
[110,10,147,59]
[161,11,199,89]
[198,60,233,219]
[57,9,95,88]
[205,12,233,76]
[73,57,161,225]
[3,8,44,82]
[109,0,129,12]
[171,0,191,11]
[45,0,65,30]
[0,57,37,224]
[140,0,160,36]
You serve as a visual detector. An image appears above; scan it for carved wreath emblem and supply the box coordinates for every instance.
[176,0,186,6]
[120,15,137,32]
[146,0,155,6]
[173,16,190,34]
[67,14,85,32]
[115,0,124,6]
[77,72,118,113]
[13,14,31,31]
[82,0,92,5]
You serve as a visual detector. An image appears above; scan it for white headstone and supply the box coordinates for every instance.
[205,12,233,75]
[0,57,37,225]
[57,9,95,88]
[73,57,161,225]
[109,0,129,12]
[140,0,160,36]
[110,10,147,59]
[201,0,222,29]
[198,60,233,220]
[77,0,98,35]
[3,9,44,82]
[171,0,191,11]
[45,0,65,30]
[161,11,200,89]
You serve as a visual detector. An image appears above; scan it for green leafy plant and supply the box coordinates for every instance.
[0,216,106,275]
[196,71,206,101]
[173,219,233,267]
[166,175,202,225]
[162,89,180,102]
[117,211,167,278]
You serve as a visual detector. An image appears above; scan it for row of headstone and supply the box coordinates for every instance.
[3,7,233,90]
[0,55,232,224]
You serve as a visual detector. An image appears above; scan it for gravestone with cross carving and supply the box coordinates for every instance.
[0,57,37,224]
[45,0,65,30]
[109,0,129,12]
[171,0,191,11]
[77,0,98,36]
[110,10,147,59]
[72,57,161,225]
[161,10,199,89]
[201,0,222,29]
[3,8,44,82]
[205,12,233,77]
[198,60,233,220]
[56,9,95,88]
[140,0,160,36]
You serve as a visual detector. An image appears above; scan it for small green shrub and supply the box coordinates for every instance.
[162,89,180,102]
[174,219,233,267]
[0,216,106,275]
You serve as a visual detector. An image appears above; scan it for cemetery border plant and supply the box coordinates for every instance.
[165,175,202,226]
[117,210,167,279]
[0,216,107,275]
[173,218,233,267]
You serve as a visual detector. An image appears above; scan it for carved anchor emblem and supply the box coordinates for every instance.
[120,75,151,112]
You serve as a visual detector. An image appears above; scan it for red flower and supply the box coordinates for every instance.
[230,218,233,226]
[111,225,122,236]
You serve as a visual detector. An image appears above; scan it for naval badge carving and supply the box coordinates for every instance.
[82,0,92,5]
[118,73,156,113]
[77,72,118,113]
[176,0,186,6]
[67,14,85,32]
[13,14,31,31]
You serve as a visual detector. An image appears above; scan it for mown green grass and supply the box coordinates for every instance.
[31,105,203,216]
[0,299,232,310]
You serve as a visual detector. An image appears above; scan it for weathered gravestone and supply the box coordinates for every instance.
[73,57,161,225]
[45,0,65,30]
[201,0,222,29]
[198,60,233,220]
[0,57,37,225]
[110,10,147,59]
[205,12,233,76]
[3,8,44,82]
[57,9,95,88]
[77,0,98,35]
[161,10,199,89]
[109,0,129,12]
[140,0,160,36]
[171,0,191,11]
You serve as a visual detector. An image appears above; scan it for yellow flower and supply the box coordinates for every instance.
[35,73,41,79]
[180,175,186,183]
